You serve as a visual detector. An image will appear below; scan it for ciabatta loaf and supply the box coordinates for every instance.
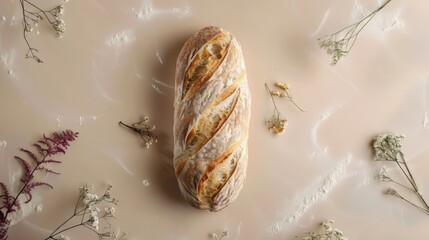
[173,26,251,211]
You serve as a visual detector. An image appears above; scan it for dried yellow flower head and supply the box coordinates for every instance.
[275,82,289,91]
[270,91,283,97]
[267,113,287,135]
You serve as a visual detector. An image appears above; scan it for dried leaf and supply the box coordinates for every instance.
[19,148,39,164]
[24,182,53,203]
[14,157,32,183]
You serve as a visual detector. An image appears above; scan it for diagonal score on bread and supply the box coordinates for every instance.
[174,26,251,211]
[181,32,232,101]
[174,71,246,177]
[173,31,241,145]
[198,138,245,210]
[174,88,240,177]
[174,27,223,99]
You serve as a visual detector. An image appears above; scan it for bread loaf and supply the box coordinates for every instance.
[173,26,251,211]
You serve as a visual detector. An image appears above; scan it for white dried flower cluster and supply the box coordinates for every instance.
[373,133,405,161]
[119,118,158,149]
[301,220,347,240]
[57,235,70,240]
[317,0,392,65]
[50,5,64,17]
[53,19,66,37]
[83,193,99,206]
[135,117,157,149]
[384,187,399,196]
[80,184,116,207]
[104,207,115,217]
[80,185,96,205]
[318,38,348,65]
[79,184,93,192]
[20,1,67,62]
[378,166,392,182]
[372,133,429,216]
[46,185,123,240]
[49,5,65,38]
[22,4,65,38]
[209,231,228,240]
[88,208,100,230]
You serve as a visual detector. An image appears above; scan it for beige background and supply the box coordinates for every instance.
[1,0,429,239]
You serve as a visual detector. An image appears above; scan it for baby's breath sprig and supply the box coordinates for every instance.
[318,0,392,65]
[298,220,347,240]
[119,117,158,149]
[44,185,126,240]
[265,83,287,135]
[265,82,303,135]
[373,133,429,215]
[19,0,66,63]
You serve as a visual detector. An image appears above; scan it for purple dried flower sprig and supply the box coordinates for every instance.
[0,130,78,240]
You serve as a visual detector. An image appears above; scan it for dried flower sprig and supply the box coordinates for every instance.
[0,130,78,240]
[271,82,304,112]
[119,117,158,148]
[265,83,303,135]
[209,231,228,240]
[373,133,429,215]
[44,185,126,240]
[298,220,347,240]
[19,0,66,63]
[266,84,287,135]
[318,0,392,65]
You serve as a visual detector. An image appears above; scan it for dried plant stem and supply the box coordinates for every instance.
[390,159,429,214]
[387,152,429,210]
[265,82,304,135]
[119,121,136,132]
[47,191,85,239]
[318,0,392,64]
[119,119,158,148]
[397,154,429,210]
[288,97,304,113]
[265,84,282,116]
[19,0,65,63]
[374,133,429,216]
[392,191,429,215]
[330,0,391,41]
[45,223,85,240]
[48,214,76,238]
[265,83,288,135]
[389,178,415,192]
[45,185,120,240]
[19,0,40,62]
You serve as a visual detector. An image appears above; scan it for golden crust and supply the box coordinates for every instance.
[181,32,231,101]
[174,26,250,211]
